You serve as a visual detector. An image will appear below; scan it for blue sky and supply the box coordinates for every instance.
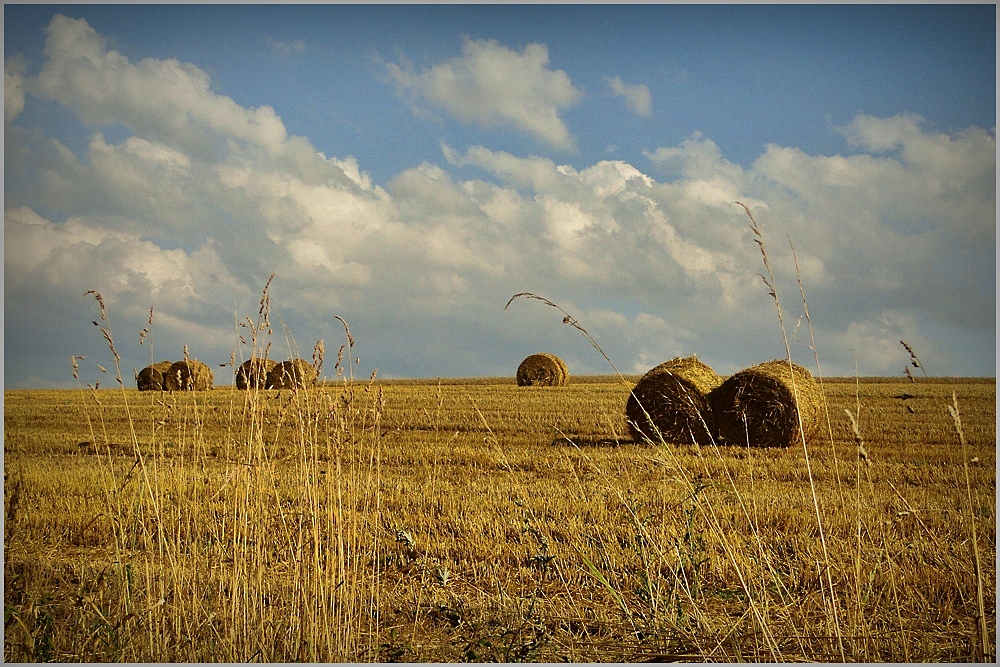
[4,4,996,388]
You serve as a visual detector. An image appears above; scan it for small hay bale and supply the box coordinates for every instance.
[266,359,318,390]
[516,353,568,386]
[164,359,215,391]
[136,360,173,391]
[236,358,276,390]
[625,356,722,445]
[709,360,822,448]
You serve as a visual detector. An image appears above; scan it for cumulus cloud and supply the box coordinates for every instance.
[384,37,582,149]
[35,14,290,156]
[4,55,26,123]
[606,76,652,117]
[4,15,995,387]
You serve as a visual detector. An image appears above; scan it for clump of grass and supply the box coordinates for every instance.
[2,278,388,661]
[738,201,844,658]
[948,392,992,662]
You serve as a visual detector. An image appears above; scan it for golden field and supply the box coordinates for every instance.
[3,373,995,662]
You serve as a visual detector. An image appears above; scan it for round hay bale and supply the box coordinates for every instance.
[266,359,318,390]
[709,360,822,448]
[236,357,276,390]
[164,359,214,391]
[625,356,722,445]
[516,353,568,386]
[136,360,173,391]
[548,353,569,382]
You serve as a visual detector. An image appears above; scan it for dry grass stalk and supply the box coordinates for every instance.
[900,340,927,378]
[625,356,722,445]
[516,353,569,387]
[136,360,173,391]
[164,359,215,391]
[710,360,822,448]
[266,358,318,390]
[236,358,277,390]
[948,392,992,662]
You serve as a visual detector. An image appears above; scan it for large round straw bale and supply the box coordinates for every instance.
[236,358,276,390]
[136,360,173,391]
[625,356,722,445]
[164,359,214,391]
[266,359,318,390]
[516,353,568,386]
[549,353,569,381]
[709,360,822,448]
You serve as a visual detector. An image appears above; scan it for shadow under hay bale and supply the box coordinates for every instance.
[709,359,822,448]
[266,359,317,390]
[550,436,624,448]
[136,360,173,391]
[625,355,722,445]
[516,353,568,386]
[236,358,276,390]
[164,359,214,391]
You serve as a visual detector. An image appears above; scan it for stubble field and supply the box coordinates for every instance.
[3,373,995,662]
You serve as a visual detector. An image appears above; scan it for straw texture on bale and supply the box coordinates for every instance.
[709,360,822,448]
[516,353,568,386]
[136,360,173,391]
[266,359,318,390]
[236,358,276,390]
[625,356,722,445]
[164,359,214,391]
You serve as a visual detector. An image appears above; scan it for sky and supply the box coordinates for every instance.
[4,4,996,389]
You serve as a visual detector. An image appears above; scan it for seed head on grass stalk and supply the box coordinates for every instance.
[900,340,927,380]
[947,393,991,662]
[507,289,818,659]
[504,292,627,383]
[734,202,844,660]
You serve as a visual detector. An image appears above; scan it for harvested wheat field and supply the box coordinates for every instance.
[4,376,995,662]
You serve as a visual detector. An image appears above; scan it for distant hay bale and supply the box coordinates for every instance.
[516,353,568,386]
[266,359,318,390]
[164,359,215,391]
[550,353,569,381]
[236,358,276,390]
[625,355,722,445]
[136,360,173,391]
[709,360,822,448]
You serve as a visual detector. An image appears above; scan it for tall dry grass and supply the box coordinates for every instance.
[6,280,387,661]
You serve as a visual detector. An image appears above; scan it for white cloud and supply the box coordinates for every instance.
[4,15,995,387]
[4,206,224,308]
[384,37,582,149]
[606,76,652,117]
[826,310,945,378]
[4,55,26,123]
[36,14,289,155]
